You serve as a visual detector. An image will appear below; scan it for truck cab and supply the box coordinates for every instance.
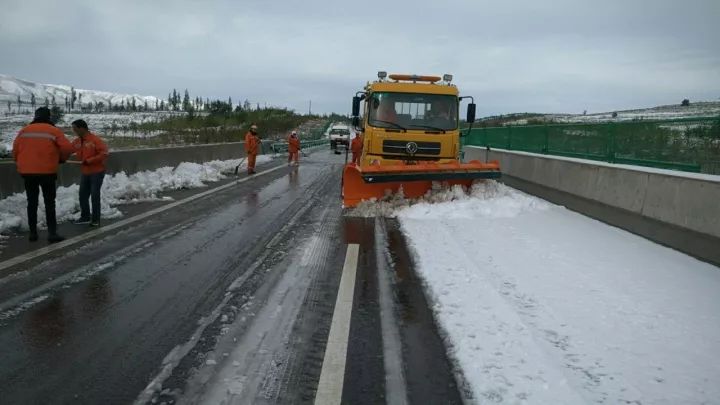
[355,73,462,166]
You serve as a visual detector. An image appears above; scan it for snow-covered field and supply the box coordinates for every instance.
[0,73,188,152]
[0,156,272,239]
[0,111,186,152]
[360,182,720,404]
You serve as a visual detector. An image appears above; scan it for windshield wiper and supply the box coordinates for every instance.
[409,124,447,133]
[372,120,406,131]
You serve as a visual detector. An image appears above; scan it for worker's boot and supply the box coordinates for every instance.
[28,209,38,242]
[46,207,64,243]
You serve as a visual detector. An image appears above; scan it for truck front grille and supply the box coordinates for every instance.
[382,140,441,156]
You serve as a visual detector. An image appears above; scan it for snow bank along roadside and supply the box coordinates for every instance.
[464,147,720,268]
[0,156,272,236]
[381,182,720,403]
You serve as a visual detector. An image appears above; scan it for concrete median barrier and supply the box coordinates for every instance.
[0,142,250,198]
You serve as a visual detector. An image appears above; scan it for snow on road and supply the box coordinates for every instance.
[393,182,720,404]
[0,156,271,237]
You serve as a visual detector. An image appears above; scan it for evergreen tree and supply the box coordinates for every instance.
[120,99,125,111]
[51,95,56,107]
[78,93,83,107]
[64,95,69,109]
[175,89,181,110]
[144,100,149,111]
[50,106,64,123]
[108,100,113,111]
[131,98,137,111]
[70,87,77,110]
[160,100,165,111]
[44,97,49,107]
[243,99,251,111]
[228,97,233,109]
[31,94,36,109]
[183,89,191,112]
[7,100,11,112]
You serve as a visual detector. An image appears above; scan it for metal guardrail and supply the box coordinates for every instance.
[271,138,329,153]
[464,116,720,174]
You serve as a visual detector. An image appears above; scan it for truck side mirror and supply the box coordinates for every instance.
[466,103,476,123]
[352,116,360,127]
[352,96,361,117]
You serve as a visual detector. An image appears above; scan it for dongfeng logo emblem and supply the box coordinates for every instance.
[406,142,418,155]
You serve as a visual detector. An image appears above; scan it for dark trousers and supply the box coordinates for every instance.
[23,174,58,235]
[79,171,105,222]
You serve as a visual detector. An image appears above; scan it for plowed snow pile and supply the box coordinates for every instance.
[0,156,270,235]
[348,181,548,218]
[384,182,720,404]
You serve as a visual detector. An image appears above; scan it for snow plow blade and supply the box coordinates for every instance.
[342,160,501,208]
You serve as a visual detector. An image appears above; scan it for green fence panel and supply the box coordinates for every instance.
[466,116,719,174]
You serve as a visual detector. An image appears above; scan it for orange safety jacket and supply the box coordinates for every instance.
[72,132,109,175]
[245,132,259,155]
[13,122,74,175]
[288,135,300,153]
[351,135,363,154]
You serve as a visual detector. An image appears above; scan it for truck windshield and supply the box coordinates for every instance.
[367,92,457,131]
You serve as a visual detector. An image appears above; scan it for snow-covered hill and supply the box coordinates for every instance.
[551,101,720,123]
[490,102,720,126]
[0,73,161,112]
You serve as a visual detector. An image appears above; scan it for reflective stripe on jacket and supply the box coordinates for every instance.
[13,123,74,174]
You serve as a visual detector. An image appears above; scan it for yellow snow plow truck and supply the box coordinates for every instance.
[342,72,501,207]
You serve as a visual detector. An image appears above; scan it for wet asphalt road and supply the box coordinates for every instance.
[0,150,466,404]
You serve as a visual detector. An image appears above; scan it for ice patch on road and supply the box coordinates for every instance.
[0,294,49,321]
[348,180,551,218]
[0,156,271,235]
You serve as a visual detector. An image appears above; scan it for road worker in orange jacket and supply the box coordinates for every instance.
[244,124,260,174]
[71,119,109,226]
[351,131,363,165]
[287,130,300,165]
[13,107,74,242]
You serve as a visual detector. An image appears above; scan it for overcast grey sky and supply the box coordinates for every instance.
[1,0,718,116]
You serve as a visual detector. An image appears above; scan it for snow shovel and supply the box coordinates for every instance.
[233,157,247,176]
